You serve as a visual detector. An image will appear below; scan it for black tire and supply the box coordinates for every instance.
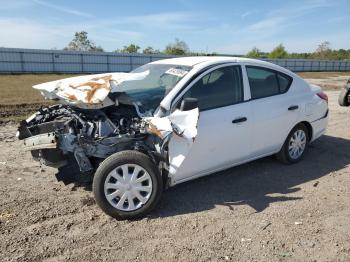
[277,124,309,164]
[338,87,350,107]
[92,150,163,220]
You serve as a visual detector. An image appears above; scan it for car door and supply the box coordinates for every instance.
[244,65,300,156]
[170,64,253,184]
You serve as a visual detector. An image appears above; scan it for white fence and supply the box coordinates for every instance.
[0,47,349,73]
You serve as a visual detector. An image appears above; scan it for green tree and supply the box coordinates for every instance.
[164,38,189,55]
[268,44,288,59]
[115,44,140,53]
[334,49,350,60]
[142,46,160,54]
[313,41,332,59]
[316,41,331,53]
[90,45,104,52]
[287,52,313,59]
[64,31,104,52]
[246,47,261,58]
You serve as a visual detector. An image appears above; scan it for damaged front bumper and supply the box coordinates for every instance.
[23,132,56,151]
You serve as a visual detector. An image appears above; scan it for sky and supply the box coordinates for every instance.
[0,0,349,54]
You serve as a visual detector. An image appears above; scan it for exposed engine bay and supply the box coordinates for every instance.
[19,102,152,166]
[17,71,199,186]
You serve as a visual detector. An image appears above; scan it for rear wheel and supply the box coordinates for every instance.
[93,150,163,220]
[277,124,309,164]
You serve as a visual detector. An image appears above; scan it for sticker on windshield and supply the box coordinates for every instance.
[165,68,189,77]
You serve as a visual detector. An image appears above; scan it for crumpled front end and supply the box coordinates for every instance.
[17,102,199,185]
[17,71,199,185]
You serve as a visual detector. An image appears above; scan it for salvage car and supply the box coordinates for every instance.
[338,79,350,106]
[17,57,328,219]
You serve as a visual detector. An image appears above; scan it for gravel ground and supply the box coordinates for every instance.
[1,91,350,261]
[306,76,350,90]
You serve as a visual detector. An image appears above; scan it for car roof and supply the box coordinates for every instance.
[150,56,274,67]
[152,56,298,78]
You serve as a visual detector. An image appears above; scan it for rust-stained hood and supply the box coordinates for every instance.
[33,71,149,108]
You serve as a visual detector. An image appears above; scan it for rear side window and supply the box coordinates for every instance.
[183,66,243,111]
[277,73,292,93]
[246,66,292,99]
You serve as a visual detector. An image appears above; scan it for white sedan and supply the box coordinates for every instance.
[18,57,328,219]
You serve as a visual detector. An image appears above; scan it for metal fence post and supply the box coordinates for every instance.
[302,60,305,71]
[107,54,110,72]
[52,52,55,72]
[129,55,133,71]
[19,51,24,72]
[80,54,84,73]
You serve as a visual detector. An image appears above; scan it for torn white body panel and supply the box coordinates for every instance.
[145,108,199,175]
[33,71,149,107]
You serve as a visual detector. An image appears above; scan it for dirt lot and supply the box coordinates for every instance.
[304,76,350,90]
[0,74,75,122]
[1,83,350,261]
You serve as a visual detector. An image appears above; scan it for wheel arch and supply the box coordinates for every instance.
[299,121,313,142]
[286,121,313,143]
[276,120,312,164]
[278,120,313,153]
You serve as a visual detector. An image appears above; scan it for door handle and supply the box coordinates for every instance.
[288,105,299,111]
[232,117,247,124]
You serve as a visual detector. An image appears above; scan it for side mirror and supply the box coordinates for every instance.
[180,97,198,111]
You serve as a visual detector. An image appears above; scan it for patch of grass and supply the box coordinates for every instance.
[0,102,49,121]
[297,71,350,79]
[0,114,29,123]
[0,74,77,105]
[0,74,80,122]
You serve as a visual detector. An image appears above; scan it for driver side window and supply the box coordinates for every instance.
[182,65,243,111]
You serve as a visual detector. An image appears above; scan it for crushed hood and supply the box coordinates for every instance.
[33,71,149,107]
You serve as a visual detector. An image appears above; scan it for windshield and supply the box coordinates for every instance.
[115,63,192,113]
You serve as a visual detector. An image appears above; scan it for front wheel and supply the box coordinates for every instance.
[277,124,309,164]
[93,150,163,220]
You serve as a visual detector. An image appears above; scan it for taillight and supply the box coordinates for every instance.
[317,92,328,103]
